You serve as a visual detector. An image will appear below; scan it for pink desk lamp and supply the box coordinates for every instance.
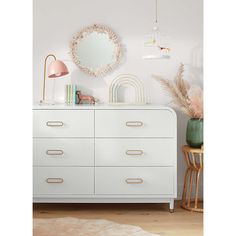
[40,54,69,104]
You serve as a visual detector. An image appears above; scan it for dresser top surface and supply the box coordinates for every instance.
[33,103,175,112]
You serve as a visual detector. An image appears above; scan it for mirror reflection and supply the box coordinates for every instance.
[77,32,116,69]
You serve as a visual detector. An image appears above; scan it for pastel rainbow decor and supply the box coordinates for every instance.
[109,74,146,104]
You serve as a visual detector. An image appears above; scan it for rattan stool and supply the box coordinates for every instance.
[181,145,203,213]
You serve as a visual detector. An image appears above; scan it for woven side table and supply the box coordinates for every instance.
[181,145,203,213]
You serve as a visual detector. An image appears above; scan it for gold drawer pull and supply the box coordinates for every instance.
[46,178,64,183]
[46,121,64,127]
[125,178,143,184]
[126,150,143,156]
[126,121,143,127]
[46,150,64,155]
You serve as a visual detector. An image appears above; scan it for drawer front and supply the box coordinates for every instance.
[95,167,174,195]
[33,110,94,137]
[33,167,94,195]
[95,110,175,137]
[33,138,94,166]
[95,138,175,166]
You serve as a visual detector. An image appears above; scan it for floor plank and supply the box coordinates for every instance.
[33,201,203,236]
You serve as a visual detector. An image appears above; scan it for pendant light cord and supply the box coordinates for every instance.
[155,0,157,23]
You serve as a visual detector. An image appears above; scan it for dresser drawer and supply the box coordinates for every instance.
[95,110,175,137]
[95,138,175,166]
[33,138,94,166]
[33,167,94,195]
[33,110,94,137]
[95,167,174,195]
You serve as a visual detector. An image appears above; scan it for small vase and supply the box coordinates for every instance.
[186,118,203,148]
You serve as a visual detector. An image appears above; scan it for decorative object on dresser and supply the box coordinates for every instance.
[109,74,146,104]
[33,105,177,212]
[181,145,203,212]
[40,54,69,104]
[76,91,96,104]
[69,24,122,77]
[143,0,170,59]
[153,63,203,147]
[66,85,77,105]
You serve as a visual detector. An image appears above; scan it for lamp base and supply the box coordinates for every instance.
[39,100,56,105]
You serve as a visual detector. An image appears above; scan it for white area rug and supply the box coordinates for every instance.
[33,217,160,236]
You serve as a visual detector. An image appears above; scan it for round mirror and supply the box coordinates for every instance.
[70,24,122,77]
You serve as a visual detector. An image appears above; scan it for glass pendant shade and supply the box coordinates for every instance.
[143,0,171,59]
[144,25,159,47]
[143,25,162,59]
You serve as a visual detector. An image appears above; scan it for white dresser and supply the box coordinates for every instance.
[33,104,177,212]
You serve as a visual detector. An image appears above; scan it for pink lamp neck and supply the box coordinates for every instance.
[42,54,57,102]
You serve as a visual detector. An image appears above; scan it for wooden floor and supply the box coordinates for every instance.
[33,201,203,236]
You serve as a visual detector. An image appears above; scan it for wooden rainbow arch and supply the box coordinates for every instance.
[109,74,145,104]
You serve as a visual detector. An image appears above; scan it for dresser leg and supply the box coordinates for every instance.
[169,199,174,213]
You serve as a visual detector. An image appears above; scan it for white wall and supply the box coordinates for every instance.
[33,0,203,198]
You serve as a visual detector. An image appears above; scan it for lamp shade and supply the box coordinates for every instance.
[48,60,69,78]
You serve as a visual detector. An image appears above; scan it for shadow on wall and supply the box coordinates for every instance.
[176,110,189,198]
[186,44,203,87]
[184,64,203,87]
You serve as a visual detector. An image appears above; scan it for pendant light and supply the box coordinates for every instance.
[143,0,170,59]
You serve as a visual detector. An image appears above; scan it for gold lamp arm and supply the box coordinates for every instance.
[41,54,57,102]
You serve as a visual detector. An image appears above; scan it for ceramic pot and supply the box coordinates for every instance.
[186,118,203,148]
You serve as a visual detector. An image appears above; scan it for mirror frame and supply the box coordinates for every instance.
[70,24,122,77]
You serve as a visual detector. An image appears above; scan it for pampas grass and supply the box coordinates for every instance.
[188,85,203,119]
[152,63,203,119]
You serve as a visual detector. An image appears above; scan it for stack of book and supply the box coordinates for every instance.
[66,85,77,104]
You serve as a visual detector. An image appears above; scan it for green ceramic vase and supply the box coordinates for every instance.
[186,118,203,148]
